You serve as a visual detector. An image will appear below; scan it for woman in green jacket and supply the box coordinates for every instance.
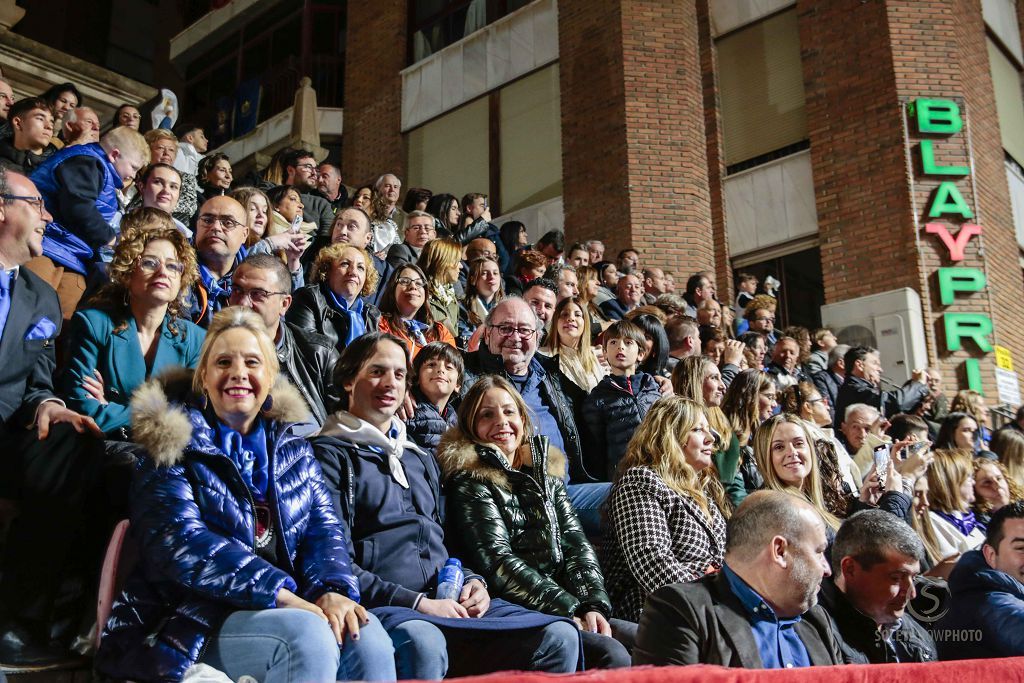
[437,375,633,669]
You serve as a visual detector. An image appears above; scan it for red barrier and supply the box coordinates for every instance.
[441,658,1024,683]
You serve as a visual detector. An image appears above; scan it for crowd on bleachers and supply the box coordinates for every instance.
[0,81,1023,681]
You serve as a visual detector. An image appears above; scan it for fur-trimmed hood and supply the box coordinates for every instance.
[436,429,566,490]
[130,367,312,467]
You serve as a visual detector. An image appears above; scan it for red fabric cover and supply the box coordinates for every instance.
[433,658,1023,683]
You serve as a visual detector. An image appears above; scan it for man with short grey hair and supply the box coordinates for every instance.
[634,490,842,668]
[818,510,936,663]
[585,239,604,264]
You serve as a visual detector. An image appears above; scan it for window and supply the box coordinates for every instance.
[405,64,563,215]
[407,97,491,201]
[716,8,807,168]
[410,0,536,64]
[733,246,823,329]
[988,36,1024,166]
[499,66,562,212]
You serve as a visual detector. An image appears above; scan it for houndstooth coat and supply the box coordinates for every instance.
[601,466,727,622]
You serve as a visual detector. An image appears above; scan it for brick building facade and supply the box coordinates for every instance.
[337,0,1024,401]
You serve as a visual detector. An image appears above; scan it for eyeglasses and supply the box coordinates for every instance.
[295,163,317,173]
[137,255,185,277]
[406,224,436,233]
[229,284,288,304]
[396,276,426,290]
[488,324,538,339]
[198,214,242,231]
[1,194,45,216]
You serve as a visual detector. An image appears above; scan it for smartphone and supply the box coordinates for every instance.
[873,444,891,475]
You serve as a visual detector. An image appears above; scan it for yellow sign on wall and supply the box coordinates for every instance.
[994,345,1014,371]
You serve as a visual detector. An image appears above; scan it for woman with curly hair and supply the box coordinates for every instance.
[60,224,204,437]
[602,397,729,622]
[286,243,381,353]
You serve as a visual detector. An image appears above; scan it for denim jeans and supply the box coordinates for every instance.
[387,619,579,680]
[201,608,396,683]
[566,482,611,538]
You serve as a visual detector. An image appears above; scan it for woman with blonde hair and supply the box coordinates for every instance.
[230,186,271,247]
[95,307,395,682]
[926,448,985,564]
[671,356,740,506]
[417,238,462,337]
[992,427,1024,488]
[540,296,604,393]
[973,457,1024,522]
[287,243,381,353]
[752,414,843,534]
[602,397,728,622]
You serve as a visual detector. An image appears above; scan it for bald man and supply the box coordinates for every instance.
[188,195,249,327]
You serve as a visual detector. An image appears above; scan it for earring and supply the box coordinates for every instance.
[261,394,274,413]
[123,289,130,307]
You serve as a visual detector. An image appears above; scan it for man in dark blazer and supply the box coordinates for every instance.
[385,210,435,269]
[0,168,106,667]
[633,491,844,668]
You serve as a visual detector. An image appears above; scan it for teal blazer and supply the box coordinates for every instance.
[61,308,205,435]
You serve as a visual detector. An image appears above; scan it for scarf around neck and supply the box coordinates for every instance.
[318,411,429,489]
[326,287,366,345]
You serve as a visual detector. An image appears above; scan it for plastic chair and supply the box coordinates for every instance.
[94,519,131,651]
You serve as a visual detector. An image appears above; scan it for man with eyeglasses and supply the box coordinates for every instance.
[746,306,778,347]
[462,296,608,534]
[386,210,435,269]
[229,254,337,430]
[0,167,108,667]
[187,195,251,327]
[283,149,334,242]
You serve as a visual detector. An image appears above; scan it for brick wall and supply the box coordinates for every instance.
[341,0,406,187]
[799,0,1022,398]
[559,0,718,278]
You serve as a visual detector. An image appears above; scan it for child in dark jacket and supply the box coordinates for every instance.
[582,320,662,481]
[407,342,463,452]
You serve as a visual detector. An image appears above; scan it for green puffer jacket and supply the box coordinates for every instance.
[437,431,612,619]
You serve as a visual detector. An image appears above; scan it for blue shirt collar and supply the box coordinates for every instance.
[723,563,803,627]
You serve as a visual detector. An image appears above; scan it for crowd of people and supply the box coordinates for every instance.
[0,79,1022,681]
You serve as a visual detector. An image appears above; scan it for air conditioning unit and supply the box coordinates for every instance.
[820,288,928,386]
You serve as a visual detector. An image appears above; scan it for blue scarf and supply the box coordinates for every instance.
[215,418,269,502]
[404,318,429,346]
[326,287,366,346]
[199,263,232,315]
[935,509,979,537]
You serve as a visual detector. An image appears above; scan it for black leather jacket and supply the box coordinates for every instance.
[462,347,593,483]
[276,322,339,427]
[818,577,937,664]
[286,283,382,353]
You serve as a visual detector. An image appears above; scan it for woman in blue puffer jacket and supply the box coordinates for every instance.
[94,307,396,683]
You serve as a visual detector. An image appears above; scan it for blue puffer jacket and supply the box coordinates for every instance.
[94,371,360,683]
[31,142,121,274]
[938,549,1024,659]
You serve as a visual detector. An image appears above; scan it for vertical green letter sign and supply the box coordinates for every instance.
[912,99,963,134]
